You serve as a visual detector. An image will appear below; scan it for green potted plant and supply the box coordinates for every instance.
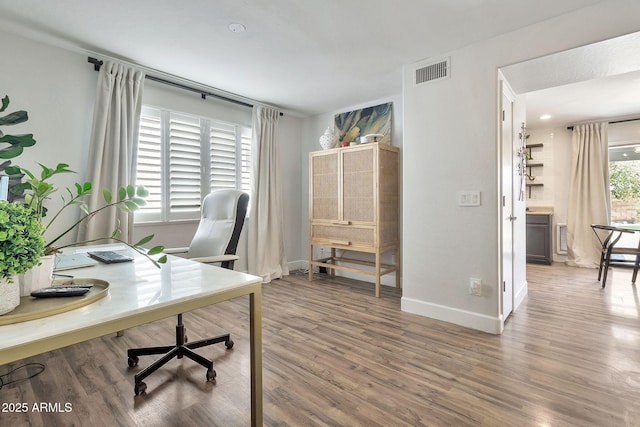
[0,201,45,314]
[5,162,167,295]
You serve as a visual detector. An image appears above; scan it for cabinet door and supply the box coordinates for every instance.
[526,217,551,265]
[341,147,375,223]
[310,151,339,221]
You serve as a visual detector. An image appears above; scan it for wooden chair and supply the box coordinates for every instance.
[590,224,640,288]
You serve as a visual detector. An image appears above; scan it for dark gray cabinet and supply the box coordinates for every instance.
[526,214,552,265]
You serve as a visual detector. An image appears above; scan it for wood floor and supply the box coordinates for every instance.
[2,264,640,426]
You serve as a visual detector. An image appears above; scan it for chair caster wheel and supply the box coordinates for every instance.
[225,339,234,349]
[206,368,216,382]
[128,356,139,367]
[134,381,147,396]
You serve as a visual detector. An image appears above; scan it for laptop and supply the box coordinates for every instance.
[53,254,99,271]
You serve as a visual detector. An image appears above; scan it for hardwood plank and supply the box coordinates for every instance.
[2,265,640,426]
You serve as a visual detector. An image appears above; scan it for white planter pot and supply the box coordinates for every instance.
[0,276,20,315]
[19,255,55,297]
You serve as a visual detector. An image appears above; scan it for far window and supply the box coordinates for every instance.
[609,144,640,226]
[135,106,251,223]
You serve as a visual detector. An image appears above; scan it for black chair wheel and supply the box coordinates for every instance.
[225,339,234,349]
[206,368,216,382]
[128,356,139,367]
[134,381,147,396]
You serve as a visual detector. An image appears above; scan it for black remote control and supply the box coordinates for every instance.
[31,287,91,298]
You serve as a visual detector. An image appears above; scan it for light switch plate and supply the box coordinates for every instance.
[459,191,481,206]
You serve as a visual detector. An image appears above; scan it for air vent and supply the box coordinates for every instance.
[414,57,450,86]
[557,223,567,254]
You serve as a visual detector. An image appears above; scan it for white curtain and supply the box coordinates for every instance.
[78,61,145,244]
[567,122,610,268]
[248,106,289,283]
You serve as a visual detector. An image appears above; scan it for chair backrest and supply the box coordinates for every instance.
[187,190,249,261]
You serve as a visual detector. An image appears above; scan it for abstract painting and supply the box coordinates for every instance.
[334,102,392,145]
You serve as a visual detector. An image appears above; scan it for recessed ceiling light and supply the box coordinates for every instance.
[540,114,552,120]
[228,23,246,33]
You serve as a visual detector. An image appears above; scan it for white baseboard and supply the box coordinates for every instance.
[288,260,308,271]
[401,296,502,334]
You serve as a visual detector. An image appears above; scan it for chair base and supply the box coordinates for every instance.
[127,314,233,395]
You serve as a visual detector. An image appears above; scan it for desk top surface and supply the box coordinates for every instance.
[0,248,262,362]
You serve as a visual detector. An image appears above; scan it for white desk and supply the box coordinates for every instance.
[0,250,263,426]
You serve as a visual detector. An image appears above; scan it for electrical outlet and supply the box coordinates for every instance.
[469,278,482,296]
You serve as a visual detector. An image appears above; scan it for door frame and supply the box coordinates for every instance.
[498,73,517,331]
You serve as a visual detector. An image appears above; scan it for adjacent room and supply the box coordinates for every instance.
[1,1,640,425]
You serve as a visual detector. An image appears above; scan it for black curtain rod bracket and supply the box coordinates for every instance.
[87,56,283,116]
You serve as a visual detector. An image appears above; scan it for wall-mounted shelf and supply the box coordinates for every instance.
[525,144,544,198]
[526,182,543,198]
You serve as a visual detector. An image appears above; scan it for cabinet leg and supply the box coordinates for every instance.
[308,244,313,282]
[330,248,336,278]
[375,251,381,298]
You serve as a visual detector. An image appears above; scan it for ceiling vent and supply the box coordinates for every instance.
[414,57,450,86]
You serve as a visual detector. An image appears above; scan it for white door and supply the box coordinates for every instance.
[501,82,515,320]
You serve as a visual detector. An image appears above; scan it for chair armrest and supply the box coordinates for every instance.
[163,247,189,255]
[190,254,239,264]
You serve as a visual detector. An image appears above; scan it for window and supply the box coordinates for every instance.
[609,144,640,226]
[135,106,251,223]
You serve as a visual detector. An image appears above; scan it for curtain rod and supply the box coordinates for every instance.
[567,117,640,130]
[87,57,283,116]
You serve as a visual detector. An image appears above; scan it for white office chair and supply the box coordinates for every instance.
[127,189,249,395]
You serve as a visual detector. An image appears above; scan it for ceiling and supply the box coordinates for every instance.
[501,31,640,129]
[0,0,607,116]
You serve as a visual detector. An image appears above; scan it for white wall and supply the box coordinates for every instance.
[1,29,305,272]
[402,0,640,333]
[0,29,96,248]
[299,95,403,282]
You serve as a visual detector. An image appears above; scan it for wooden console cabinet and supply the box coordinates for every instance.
[308,142,400,297]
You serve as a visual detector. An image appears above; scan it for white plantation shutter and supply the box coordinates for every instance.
[240,127,252,195]
[135,108,162,222]
[169,112,202,219]
[135,106,251,223]
[210,121,238,190]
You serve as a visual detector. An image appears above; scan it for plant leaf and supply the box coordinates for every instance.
[0,110,28,126]
[118,187,126,201]
[123,200,138,211]
[133,234,154,247]
[0,145,23,159]
[0,133,36,147]
[102,188,112,203]
[126,184,134,198]
[0,96,8,113]
[136,186,149,197]
[147,245,165,256]
[4,165,21,175]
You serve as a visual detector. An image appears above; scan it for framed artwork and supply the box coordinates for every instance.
[334,102,392,145]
